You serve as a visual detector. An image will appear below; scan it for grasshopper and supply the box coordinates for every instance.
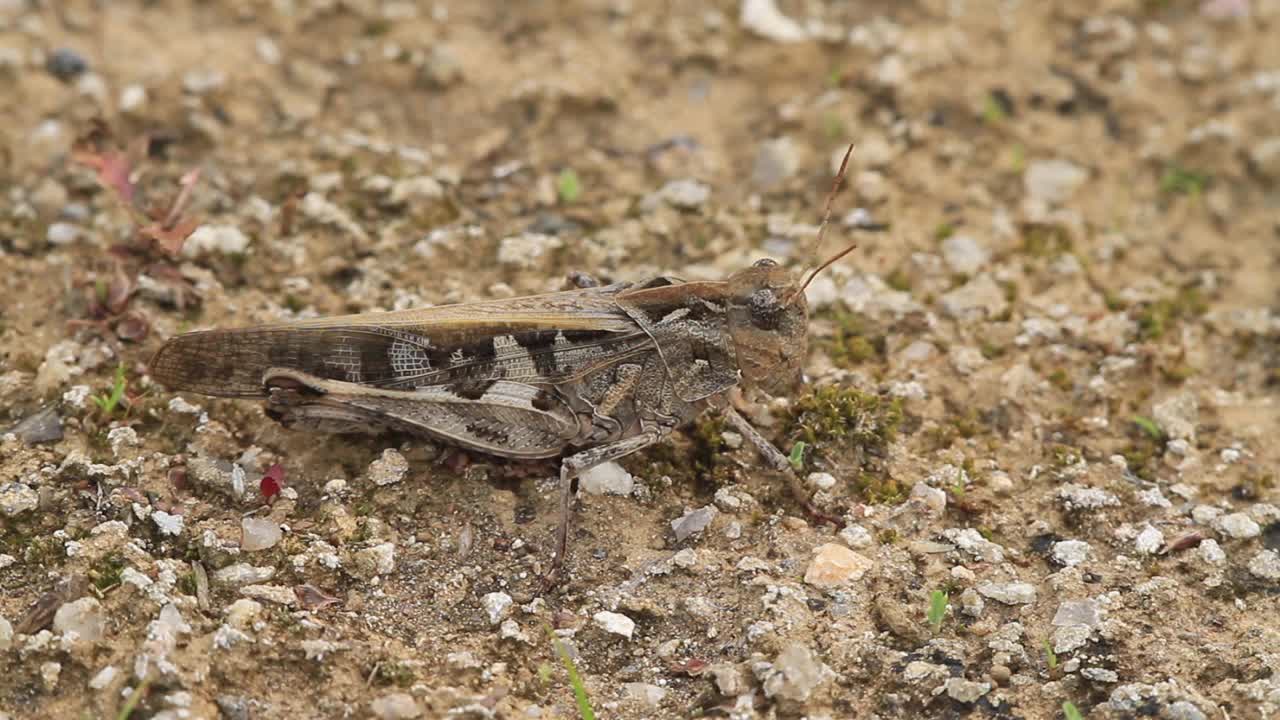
[150,145,864,584]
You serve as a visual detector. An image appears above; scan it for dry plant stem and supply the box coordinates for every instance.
[721,407,842,527]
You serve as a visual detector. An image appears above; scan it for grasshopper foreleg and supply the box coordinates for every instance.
[722,407,843,527]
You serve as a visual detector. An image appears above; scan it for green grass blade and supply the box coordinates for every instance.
[553,638,596,720]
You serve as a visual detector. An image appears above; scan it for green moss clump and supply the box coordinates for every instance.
[90,554,127,592]
[885,267,912,293]
[821,311,887,368]
[1021,223,1072,258]
[1159,164,1210,197]
[788,385,902,449]
[1135,286,1208,341]
[786,385,904,503]
[1048,369,1071,391]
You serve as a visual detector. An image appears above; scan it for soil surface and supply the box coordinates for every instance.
[2,1,1279,719]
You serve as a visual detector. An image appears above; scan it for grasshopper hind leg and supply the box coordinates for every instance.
[543,431,663,589]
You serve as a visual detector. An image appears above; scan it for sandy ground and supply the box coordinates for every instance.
[1,1,1279,718]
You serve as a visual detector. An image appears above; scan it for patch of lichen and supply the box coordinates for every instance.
[1135,286,1208,341]
[818,310,887,368]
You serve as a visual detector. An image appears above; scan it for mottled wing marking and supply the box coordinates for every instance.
[150,284,653,398]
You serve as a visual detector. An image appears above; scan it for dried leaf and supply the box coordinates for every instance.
[114,311,150,342]
[106,264,134,315]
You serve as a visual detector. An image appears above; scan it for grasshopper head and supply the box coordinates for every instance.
[725,258,809,396]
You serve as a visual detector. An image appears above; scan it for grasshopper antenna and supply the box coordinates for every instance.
[791,143,857,301]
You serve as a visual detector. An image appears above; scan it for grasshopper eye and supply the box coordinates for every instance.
[748,288,783,330]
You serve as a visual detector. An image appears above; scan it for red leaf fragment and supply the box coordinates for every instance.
[73,147,136,206]
[260,463,285,502]
[294,583,340,610]
[1159,531,1205,555]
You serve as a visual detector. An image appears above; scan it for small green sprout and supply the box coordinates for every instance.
[117,675,151,720]
[1063,701,1084,720]
[788,441,807,472]
[1044,638,1058,669]
[93,363,128,416]
[981,93,1007,124]
[553,638,596,720]
[557,168,582,203]
[1159,164,1209,197]
[1131,415,1164,441]
[927,589,948,633]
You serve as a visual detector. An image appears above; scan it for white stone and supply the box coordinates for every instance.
[762,644,826,702]
[939,274,1008,320]
[942,677,991,703]
[1134,524,1165,555]
[53,597,106,644]
[353,543,396,577]
[241,585,297,606]
[0,482,38,516]
[482,592,513,625]
[977,581,1037,605]
[46,222,81,245]
[1152,393,1198,442]
[945,528,1004,563]
[839,525,873,547]
[808,472,836,490]
[578,462,634,495]
[593,610,636,639]
[371,692,422,720]
[752,136,801,189]
[671,505,717,542]
[119,84,147,113]
[911,483,947,514]
[624,682,668,707]
[1214,512,1260,539]
[212,563,276,587]
[1024,159,1088,205]
[658,179,710,209]
[89,665,118,690]
[106,426,139,458]
[224,599,263,629]
[496,233,562,269]
[0,616,12,651]
[1052,540,1091,567]
[940,235,990,275]
[740,0,806,42]
[240,517,282,551]
[1199,538,1226,565]
[367,448,409,486]
[152,511,184,537]
[1248,550,1280,581]
[183,225,250,257]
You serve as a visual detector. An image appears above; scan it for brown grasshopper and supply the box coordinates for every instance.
[150,145,864,584]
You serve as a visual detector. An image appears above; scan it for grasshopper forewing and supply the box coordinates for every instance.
[150,145,861,585]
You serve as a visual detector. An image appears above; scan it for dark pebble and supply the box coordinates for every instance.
[46,48,89,82]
